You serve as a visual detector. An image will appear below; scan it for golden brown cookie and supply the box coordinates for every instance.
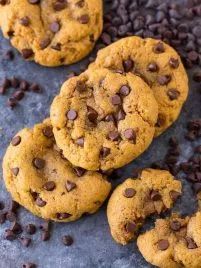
[90,36,189,136]
[107,169,182,245]
[2,119,111,222]
[137,212,201,268]
[50,68,158,171]
[0,0,103,66]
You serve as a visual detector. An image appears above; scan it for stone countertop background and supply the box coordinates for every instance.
[0,1,201,267]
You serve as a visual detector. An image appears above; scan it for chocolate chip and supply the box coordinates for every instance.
[73,167,85,177]
[43,181,56,191]
[87,106,98,123]
[65,181,76,192]
[119,85,131,96]
[11,136,21,146]
[158,75,171,85]
[29,83,41,92]
[50,21,60,33]
[123,59,134,72]
[12,90,25,101]
[19,237,31,247]
[76,0,85,7]
[33,158,45,169]
[75,137,84,147]
[25,224,36,235]
[153,42,165,53]
[28,0,40,3]
[0,202,4,210]
[19,80,29,91]
[67,109,78,120]
[51,43,61,51]
[158,239,169,250]
[53,0,67,11]
[19,16,30,26]
[124,128,136,142]
[7,97,17,109]
[150,190,161,201]
[108,131,120,141]
[10,77,20,88]
[105,114,115,123]
[4,229,16,241]
[22,262,36,268]
[186,237,197,249]
[125,222,136,233]
[100,147,111,158]
[169,58,179,68]
[40,38,51,49]
[10,200,19,212]
[39,221,51,231]
[41,230,50,241]
[62,235,73,246]
[147,62,159,72]
[169,190,180,201]
[11,167,19,176]
[21,49,34,59]
[11,221,22,234]
[167,89,180,100]
[78,14,89,24]
[76,81,87,92]
[111,94,122,105]
[3,49,14,61]
[170,220,181,231]
[56,212,71,220]
[115,109,126,121]
[0,213,6,224]
[42,126,53,138]
[35,197,46,207]
[123,188,136,198]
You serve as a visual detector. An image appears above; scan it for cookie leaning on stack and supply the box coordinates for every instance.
[90,36,189,136]
[3,119,111,222]
[0,0,103,66]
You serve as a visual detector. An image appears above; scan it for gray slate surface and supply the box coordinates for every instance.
[0,1,201,267]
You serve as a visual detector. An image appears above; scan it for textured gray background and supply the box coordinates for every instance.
[0,1,201,267]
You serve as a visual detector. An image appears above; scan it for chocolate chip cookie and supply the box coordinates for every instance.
[3,119,111,222]
[90,36,189,136]
[50,68,158,171]
[137,212,201,268]
[107,169,182,245]
[0,0,103,66]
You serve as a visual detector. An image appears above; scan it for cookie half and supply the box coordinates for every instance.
[50,68,158,171]
[3,119,111,222]
[107,169,182,245]
[90,36,189,136]
[137,212,201,268]
[0,0,103,66]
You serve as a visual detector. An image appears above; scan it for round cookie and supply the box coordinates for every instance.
[137,212,201,268]
[107,169,182,245]
[2,119,111,222]
[0,0,103,66]
[90,36,189,136]
[50,68,158,171]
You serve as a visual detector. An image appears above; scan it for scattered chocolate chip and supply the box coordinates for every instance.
[11,136,21,146]
[65,181,76,192]
[43,181,56,191]
[42,126,53,138]
[111,94,122,105]
[4,229,16,241]
[11,221,22,234]
[22,262,36,268]
[0,213,6,224]
[167,89,180,100]
[19,16,30,26]
[7,97,17,109]
[108,131,120,141]
[153,42,165,53]
[105,114,115,123]
[186,237,197,249]
[25,224,36,235]
[147,62,159,72]
[10,200,19,212]
[115,109,126,121]
[150,190,161,201]
[11,167,19,176]
[125,222,136,233]
[40,38,51,49]
[123,59,134,72]
[56,212,71,220]
[169,190,180,201]
[33,158,45,169]
[53,0,67,11]
[6,211,16,222]
[87,106,98,123]
[119,85,131,96]
[75,137,84,147]
[78,14,89,24]
[51,43,61,51]
[50,21,60,33]
[62,235,73,246]
[19,237,31,247]
[158,239,169,250]
[158,75,171,85]
[74,167,86,177]
[124,128,136,142]
[76,81,87,92]
[123,188,136,198]
[100,147,111,158]
[29,83,41,92]
[170,220,181,231]
[3,49,14,61]
[21,49,34,59]
[41,230,50,241]
[67,109,78,120]
[11,77,20,88]
[0,202,4,210]
[169,58,179,68]
[35,197,47,207]
[28,0,40,3]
